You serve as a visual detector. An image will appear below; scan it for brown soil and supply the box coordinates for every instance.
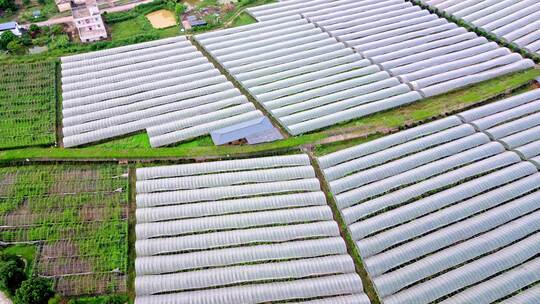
[55,273,127,296]
[38,256,93,276]
[0,172,17,196]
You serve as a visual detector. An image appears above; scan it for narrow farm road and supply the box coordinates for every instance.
[20,0,153,27]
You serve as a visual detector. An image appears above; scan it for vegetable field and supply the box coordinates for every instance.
[0,164,129,296]
[0,61,57,149]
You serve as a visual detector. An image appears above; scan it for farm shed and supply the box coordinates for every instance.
[317,88,540,304]
[59,36,265,147]
[210,116,283,145]
[0,22,22,36]
[133,155,370,304]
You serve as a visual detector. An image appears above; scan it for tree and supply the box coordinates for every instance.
[28,24,40,37]
[14,277,54,304]
[175,3,186,17]
[0,0,15,11]
[50,24,63,36]
[20,32,32,46]
[0,30,17,49]
[7,40,26,54]
[0,253,25,269]
[0,261,26,295]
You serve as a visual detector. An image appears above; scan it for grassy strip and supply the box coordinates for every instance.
[126,166,136,304]
[315,68,540,155]
[1,69,539,161]
[306,151,381,303]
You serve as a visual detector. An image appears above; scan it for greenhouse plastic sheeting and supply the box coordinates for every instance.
[374,209,540,299]
[134,273,363,304]
[347,161,536,239]
[135,192,327,223]
[137,154,310,180]
[136,205,333,239]
[358,171,540,259]
[135,237,347,275]
[318,116,463,169]
[438,257,540,304]
[135,221,339,257]
[135,255,355,295]
[382,232,540,304]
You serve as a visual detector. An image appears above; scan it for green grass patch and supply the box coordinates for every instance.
[109,15,179,41]
[324,69,540,133]
[0,244,37,276]
[0,61,57,149]
[231,12,256,27]
[67,294,129,304]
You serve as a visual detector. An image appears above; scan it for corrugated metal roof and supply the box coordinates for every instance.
[0,22,18,31]
[246,128,284,144]
[211,117,274,145]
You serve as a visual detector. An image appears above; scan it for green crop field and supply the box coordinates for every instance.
[0,61,57,149]
[0,164,129,296]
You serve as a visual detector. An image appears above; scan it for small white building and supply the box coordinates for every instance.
[0,22,22,37]
[55,0,72,12]
[72,0,107,43]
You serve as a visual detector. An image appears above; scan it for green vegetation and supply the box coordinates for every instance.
[0,0,16,18]
[18,0,61,23]
[14,277,54,304]
[0,245,37,276]
[0,255,26,295]
[103,0,174,24]
[0,164,129,296]
[109,15,179,40]
[67,295,129,304]
[231,12,256,27]
[0,61,57,149]
[0,244,39,301]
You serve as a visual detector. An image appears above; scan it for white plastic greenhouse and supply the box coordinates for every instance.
[422,0,540,55]
[247,0,534,100]
[317,88,540,303]
[195,16,422,135]
[60,36,265,147]
[133,154,369,303]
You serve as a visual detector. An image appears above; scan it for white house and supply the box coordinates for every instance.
[72,0,107,43]
[0,22,22,36]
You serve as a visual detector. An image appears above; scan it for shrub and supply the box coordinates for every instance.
[14,277,54,304]
[0,30,17,49]
[0,260,26,295]
[0,253,25,269]
[50,24,63,36]
[48,34,70,49]
[7,40,27,54]
[0,0,15,11]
